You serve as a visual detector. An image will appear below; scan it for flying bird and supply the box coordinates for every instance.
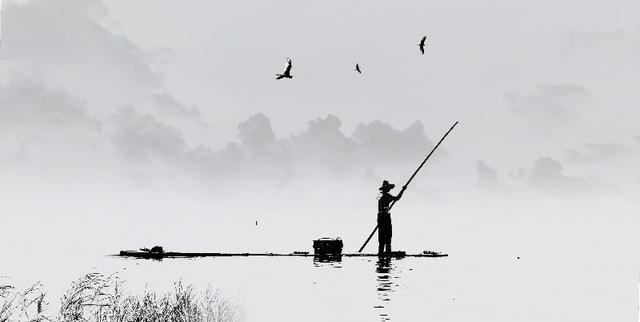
[276,58,293,79]
[418,36,427,54]
[355,63,362,74]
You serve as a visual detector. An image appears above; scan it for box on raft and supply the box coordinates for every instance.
[313,238,343,256]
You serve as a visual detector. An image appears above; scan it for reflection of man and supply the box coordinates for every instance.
[377,180,404,256]
[375,256,394,313]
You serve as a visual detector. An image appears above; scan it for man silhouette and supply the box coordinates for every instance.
[377,180,404,256]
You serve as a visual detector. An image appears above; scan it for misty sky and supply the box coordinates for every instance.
[0,0,639,252]
[1,3,639,320]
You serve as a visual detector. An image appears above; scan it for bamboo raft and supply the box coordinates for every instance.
[117,250,447,259]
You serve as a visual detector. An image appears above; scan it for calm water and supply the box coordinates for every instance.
[2,200,638,321]
[3,249,636,322]
[108,255,448,322]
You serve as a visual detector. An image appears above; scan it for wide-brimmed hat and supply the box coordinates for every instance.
[379,180,395,191]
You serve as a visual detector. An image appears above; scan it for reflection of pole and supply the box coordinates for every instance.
[357,121,459,253]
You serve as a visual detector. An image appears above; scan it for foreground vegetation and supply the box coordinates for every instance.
[1,273,240,322]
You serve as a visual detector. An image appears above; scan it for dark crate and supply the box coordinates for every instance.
[313,238,343,256]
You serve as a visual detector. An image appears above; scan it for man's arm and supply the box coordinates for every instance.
[395,185,407,201]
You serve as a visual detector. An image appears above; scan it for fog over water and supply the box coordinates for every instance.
[1,0,639,321]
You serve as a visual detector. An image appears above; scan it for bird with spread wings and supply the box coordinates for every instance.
[418,36,427,54]
[276,58,293,79]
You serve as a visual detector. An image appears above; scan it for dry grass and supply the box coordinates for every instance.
[1,277,50,322]
[1,274,240,322]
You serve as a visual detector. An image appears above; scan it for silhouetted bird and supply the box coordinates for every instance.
[276,58,293,79]
[355,63,362,74]
[418,36,427,54]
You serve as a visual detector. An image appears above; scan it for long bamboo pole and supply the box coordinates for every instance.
[357,121,459,253]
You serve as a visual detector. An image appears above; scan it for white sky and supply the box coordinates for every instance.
[0,0,637,199]
[0,3,639,320]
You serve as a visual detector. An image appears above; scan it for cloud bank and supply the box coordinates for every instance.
[104,111,437,185]
[565,143,635,163]
[510,157,618,197]
[506,84,590,134]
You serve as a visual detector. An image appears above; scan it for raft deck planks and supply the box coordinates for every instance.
[117,250,448,259]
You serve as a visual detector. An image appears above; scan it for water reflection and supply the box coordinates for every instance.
[312,255,343,269]
[375,257,400,321]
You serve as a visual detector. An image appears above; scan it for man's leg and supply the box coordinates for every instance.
[378,227,387,255]
[383,240,391,255]
[387,223,392,255]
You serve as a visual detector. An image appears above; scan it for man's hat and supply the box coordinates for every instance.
[379,180,395,191]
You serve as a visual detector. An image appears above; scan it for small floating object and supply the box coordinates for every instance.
[293,251,309,255]
[422,250,442,256]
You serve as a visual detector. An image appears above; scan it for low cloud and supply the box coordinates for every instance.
[0,73,101,169]
[288,115,357,173]
[506,84,590,134]
[0,72,108,178]
[185,143,245,179]
[0,73,100,132]
[1,0,158,88]
[351,120,434,164]
[110,106,186,163]
[474,160,512,195]
[237,113,285,159]
[0,139,29,165]
[565,143,634,163]
[151,92,207,128]
[560,28,640,54]
[231,114,435,181]
[105,112,438,185]
[291,115,356,160]
[516,157,617,196]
